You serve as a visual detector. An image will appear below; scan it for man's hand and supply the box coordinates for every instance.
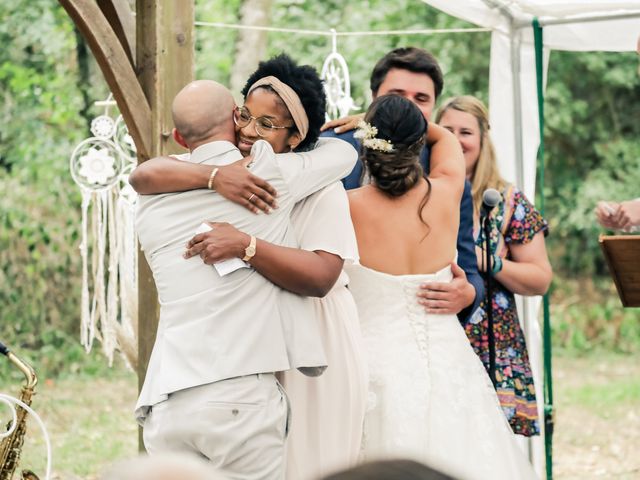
[595,201,620,229]
[596,200,640,230]
[612,199,640,230]
[184,222,250,265]
[416,262,476,315]
[213,157,278,214]
[320,113,365,134]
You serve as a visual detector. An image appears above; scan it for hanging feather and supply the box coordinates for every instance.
[70,99,138,368]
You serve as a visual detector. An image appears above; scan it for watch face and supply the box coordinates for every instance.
[243,236,256,260]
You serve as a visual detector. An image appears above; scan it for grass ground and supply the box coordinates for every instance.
[552,351,640,479]
[4,351,639,479]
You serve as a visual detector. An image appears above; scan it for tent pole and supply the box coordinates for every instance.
[509,28,540,467]
[509,28,525,189]
[533,17,554,480]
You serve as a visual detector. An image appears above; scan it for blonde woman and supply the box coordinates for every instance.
[436,96,552,437]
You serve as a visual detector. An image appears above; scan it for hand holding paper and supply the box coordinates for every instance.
[187,222,250,276]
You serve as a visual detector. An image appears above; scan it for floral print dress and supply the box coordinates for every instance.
[465,185,548,437]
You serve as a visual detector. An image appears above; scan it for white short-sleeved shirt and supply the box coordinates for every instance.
[291,181,359,289]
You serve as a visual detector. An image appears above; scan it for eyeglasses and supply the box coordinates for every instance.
[233,106,293,137]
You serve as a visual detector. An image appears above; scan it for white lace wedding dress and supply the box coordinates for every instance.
[345,263,538,480]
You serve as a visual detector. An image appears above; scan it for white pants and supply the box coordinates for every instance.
[143,373,290,480]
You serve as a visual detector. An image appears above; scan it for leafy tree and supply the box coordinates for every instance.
[544,50,640,275]
[0,0,108,351]
[1,0,638,365]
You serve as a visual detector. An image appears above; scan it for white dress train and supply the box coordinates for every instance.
[345,263,538,480]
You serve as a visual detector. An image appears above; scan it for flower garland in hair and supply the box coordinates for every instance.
[354,120,395,153]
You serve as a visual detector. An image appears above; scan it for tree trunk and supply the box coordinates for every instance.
[229,0,273,97]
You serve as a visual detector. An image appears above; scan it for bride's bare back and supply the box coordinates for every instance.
[347,96,464,276]
[349,177,460,275]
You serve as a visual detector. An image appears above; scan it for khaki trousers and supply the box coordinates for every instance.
[143,373,290,480]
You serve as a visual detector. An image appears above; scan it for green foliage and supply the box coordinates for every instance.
[0,0,108,373]
[544,50,640,275]
[1,0,639,380]
[195,0,491,105]
[550,275,640,353]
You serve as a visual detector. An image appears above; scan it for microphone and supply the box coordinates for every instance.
[479,188,501,387]
[480,188,501,218]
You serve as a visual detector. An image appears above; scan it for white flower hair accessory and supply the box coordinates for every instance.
[354,120,395,153]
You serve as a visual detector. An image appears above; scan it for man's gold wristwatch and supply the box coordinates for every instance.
[242,235,257,262]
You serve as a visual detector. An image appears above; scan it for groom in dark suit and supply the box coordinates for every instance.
[322,47,483,322]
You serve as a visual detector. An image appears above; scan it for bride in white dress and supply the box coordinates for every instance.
[345,95,538,480]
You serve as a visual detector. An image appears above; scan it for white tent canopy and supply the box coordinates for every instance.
[420,1,640,476]
[421,0,640,195]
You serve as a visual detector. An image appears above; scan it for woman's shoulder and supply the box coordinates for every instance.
[347,185,377,219]
[501,184,541,213]
[347,184,372,200]
[500,184,549,241]
[294,181,348,212]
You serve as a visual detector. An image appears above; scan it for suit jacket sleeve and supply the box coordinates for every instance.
[456,179,484,324]
[320,129,363,190]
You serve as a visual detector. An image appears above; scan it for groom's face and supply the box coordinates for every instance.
[374,68,436,121]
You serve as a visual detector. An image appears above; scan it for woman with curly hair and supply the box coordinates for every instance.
[130,54,368,479]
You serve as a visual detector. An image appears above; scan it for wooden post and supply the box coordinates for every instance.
[59,0,194,451]
[135,0,194,393]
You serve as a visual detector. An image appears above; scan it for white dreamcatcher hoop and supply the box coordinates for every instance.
[69,94,138,368]
[321,29,357,120]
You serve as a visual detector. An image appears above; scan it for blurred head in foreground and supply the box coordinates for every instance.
[101,453,227,480]
[322,459,458,480]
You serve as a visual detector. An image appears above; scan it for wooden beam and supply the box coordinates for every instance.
[98,0,136,66]
[135,0,194,397]
[61,0,194,451]
[59,0,152,159]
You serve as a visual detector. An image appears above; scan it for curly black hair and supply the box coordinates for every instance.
[241,53,326,152]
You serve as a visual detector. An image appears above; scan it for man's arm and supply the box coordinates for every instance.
[416,180,483,323]
[320,129,363,190]
[455,180,484,321]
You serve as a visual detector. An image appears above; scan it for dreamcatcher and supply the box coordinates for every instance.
[321,29,357,120]
[69,95,138,368]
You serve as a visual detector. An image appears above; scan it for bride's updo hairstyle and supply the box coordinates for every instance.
[362,94,428,197]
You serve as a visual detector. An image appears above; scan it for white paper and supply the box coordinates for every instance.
[194,223,250,276]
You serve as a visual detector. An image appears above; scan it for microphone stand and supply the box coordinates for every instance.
[483,211,497,387]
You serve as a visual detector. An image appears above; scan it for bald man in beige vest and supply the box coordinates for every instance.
[135,81,356,479]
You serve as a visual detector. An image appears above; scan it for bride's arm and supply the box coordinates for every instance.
[425,123,465,186]
[129,156,278,213]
